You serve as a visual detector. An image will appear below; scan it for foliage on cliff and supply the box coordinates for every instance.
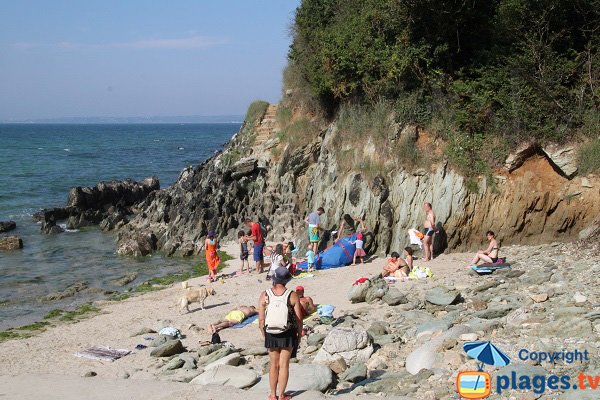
[288,0,600,173]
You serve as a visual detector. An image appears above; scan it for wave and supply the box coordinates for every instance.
[63,148,70,152]
[65,229,79,233]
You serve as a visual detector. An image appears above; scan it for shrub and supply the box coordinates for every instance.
[245,100,269,125]
[579,138,600,174]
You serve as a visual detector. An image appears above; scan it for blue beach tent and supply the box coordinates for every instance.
[297,235,357,270]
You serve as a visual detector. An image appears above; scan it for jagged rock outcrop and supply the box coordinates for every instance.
[117,105,600,256]
[0,221,16,233]
[0,236,23,251]
[35,177,159,234]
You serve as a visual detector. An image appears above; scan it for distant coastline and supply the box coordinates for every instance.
[0,115,244,124]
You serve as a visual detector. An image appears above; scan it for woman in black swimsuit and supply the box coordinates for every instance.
[470,230,500,265]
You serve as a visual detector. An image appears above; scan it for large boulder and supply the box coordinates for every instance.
[348,280,370,303]
[190,365,259,389]
[365,276,389,303]
[0,236,23,251]
[251,363,332,392]
[382,288,408,306]
[116,232,157,257]
[150,340,185,357]
[314,328,374,365]
[204,352,240,370]
[406,325,472,375]
[0,221,16,233]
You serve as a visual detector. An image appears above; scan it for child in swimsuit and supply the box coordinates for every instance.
[238,230,250,274]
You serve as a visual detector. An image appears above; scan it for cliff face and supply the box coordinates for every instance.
[117,105,600,257]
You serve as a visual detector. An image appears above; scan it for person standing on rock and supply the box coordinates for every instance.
[245,217,265,274]
[305,207,324,254]
[422,202,436,261]
[258,267,303,400]
[205,230,220,282]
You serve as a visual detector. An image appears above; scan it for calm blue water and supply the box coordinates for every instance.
[0,123,240,329]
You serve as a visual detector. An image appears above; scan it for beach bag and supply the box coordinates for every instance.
[265,288,292,334]
[409,266,434,280]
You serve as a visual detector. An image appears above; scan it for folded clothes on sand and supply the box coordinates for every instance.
[292,271,315,279]
[74,346,131,362]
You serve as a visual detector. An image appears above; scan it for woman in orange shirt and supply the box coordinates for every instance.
[205,230,220,282]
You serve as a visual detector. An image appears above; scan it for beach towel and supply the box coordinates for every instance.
[408,229,423,248]
[317,304,335,318]
[230,313,259,329]
[470,263,512,275]
[292,272,315,279]
[74,346,131,362]
[408,266,433,280]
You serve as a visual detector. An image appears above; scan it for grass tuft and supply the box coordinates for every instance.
[578,138,600,175]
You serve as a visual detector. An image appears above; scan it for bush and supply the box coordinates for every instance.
[245,101,269,125]
[579,138,600,174]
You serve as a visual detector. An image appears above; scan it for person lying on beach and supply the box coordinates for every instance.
[381,252,410,278]
[295,285,315,318]
[470,230,500,265]
[208,305,257,333]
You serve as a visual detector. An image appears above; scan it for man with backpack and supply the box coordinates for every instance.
[245,217,266,274]
[258,267,303,400]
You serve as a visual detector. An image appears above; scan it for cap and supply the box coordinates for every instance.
[272,267,292,285]
[295,285,304,292]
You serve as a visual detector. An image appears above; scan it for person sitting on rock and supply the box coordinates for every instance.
[295,285,315,318]
[469,230,500,266]
[208,305,257,333]
[382,252,409,277]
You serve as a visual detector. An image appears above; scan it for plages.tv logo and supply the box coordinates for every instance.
[456,341,510,399]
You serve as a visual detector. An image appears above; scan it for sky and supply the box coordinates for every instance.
[0,1,300,120]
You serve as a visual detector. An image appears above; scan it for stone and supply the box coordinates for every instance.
[198,347,234,366]
[197,344,221,357]
[475,305,514,319]
[149,335,170,347]
[459,333,478,341]
[365,277,389,303]
[111,272,138,287]
[0,236,23,251]
[367,322,388,337]
[150,340,185,357]
[339,363,367,383]
[0,221,16,233]
[241,347,268,356]
[164,357,185,370]
[178,352,198,369]
[314,328,374,365]
[326,355,347,374]
[42,281,88,301]
[529,293,549,303]
[573,292,587,303]
[130,327,156,337]
[204,352,240,370]
[542,144,578,178]
[304,345,318,354]
[581,177,593,188]
[251,363,332,392]
[425,287,459,306]
[416,320,452,337]
[307,333,326,346]
[382,288,408,306]
[190,365,259,389]
[505,142,538,172]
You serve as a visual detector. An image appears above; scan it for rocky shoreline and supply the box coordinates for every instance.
[0,238,597,399]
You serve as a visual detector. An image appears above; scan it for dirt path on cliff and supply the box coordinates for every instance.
[0,242,523,398]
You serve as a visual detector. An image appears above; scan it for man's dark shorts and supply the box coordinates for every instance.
[253,244,264,262]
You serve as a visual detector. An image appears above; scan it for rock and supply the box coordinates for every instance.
[41,281,88,301]
[406,325,473,375]
[459,333,478,341]
[116,231,157,257]
[326,355,347,374]
[475,305,514,319]
[573,292,587,303]
[314,328,374,365]
[190,365,259,389]
[304,345,318,354]
[529,293,549,303]
[198,347,234,366]
[425,287,459,306]
[339,363,367,383]
[542,143,578,178]
[150,340,185,357]
[164,357,185,370]
[149,335,170,347]
[111,272,138,287]
[0,221,16,233]
[367,322,388,337]
[204,352,240,370]
[197,344,221,357]
[581,177,593,188]
[251,363,332,392]
[0,236,23,251]
[241,347,268,356]
[416,320,452,337]
[382,288,408,306]
[307,333,326,347]
[348,280,370,303]
[117,371,130,379]
[82,371,97,378]
[130,327,156,337]
[365,277,389,303]
[505,142,539,172]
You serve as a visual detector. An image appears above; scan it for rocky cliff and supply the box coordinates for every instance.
[117,105,599,257]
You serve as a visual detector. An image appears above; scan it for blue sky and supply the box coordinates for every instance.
[0,1,300,120]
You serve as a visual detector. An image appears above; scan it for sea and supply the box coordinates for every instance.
[0,123,241,330]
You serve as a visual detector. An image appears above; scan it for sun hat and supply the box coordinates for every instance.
[272,267,292,285]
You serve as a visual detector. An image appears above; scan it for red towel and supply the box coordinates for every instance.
[353,277,369,286]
